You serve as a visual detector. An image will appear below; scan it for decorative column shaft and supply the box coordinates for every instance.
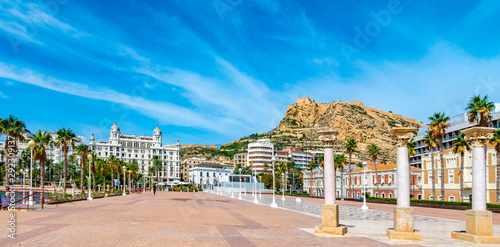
[462,127,494,210]
[391,128,414,208]
[319,130,338,205]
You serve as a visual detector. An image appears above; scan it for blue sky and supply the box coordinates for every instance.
[1,0,499,145]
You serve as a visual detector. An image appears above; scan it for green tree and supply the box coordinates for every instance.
[75,144,89,190]
[424,134,438,200]
[152,155,162,184]
[466,95,495,127]
[429,113,450,201]
[368,144,381,197]
[30,130,52,189]
[108,154,118,191]
[452,133,471,202]
[407,138,417,197]
[490,129,500,203]
[96,158,108,192]
[55,128,77,195]
[0,115,30,188]
[345,138,357,198]
[307,160,317,195]
[334,154,347,199]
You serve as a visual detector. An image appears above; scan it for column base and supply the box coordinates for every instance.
[315,225,348,236]
[452,231,500,244]
[451,209,500,243]
[314,204,348,236]
[387,228,423,241]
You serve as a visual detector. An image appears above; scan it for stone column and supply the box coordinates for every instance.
[387,127,423,241]
[314,130,347,236]
[453,127,500,244]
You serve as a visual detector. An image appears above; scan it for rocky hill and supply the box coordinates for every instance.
[223,97,424,164]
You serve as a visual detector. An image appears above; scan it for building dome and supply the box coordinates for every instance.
[153,124,161,134]
[111,121,120,132]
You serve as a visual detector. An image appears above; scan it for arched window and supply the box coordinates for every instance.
[449,196,455,202]
[357,192,360,198]
[389,193,393,198]
[417,194,422,199]
[381,193,385,198]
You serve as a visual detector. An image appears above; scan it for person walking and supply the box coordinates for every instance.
[153,184,156,196]
[1,194,9,210]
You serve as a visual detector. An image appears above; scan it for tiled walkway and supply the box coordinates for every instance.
[1,191,499,246]
[220,190,500,246]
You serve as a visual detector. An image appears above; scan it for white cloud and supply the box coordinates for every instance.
[0,62,242,134]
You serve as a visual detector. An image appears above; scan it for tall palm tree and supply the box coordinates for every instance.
[407,139,417,198]
[285,161,295,193]
[30,130,52,190]
[466,95,495,159]
[452,133,471,202]
[424,134,438,200]
[368,144,381,197]
[345,138,357,198]
[0,115,30,188]
[490,129,500,203]
[466,95,495,127]
[108,154,118,191]
[263,163,269,173]
[318,155,324,169]
[307,160,317,195]
[55,128,78,195]
[75,144,89,191]
[152,155,162,184]
[334,154,347,199]
[429,113,450,201]
[96,159,108,192]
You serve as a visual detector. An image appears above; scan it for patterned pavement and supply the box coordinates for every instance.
[215,190,500,246]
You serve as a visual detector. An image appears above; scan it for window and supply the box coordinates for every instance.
[381,193,385,198]
[449,196,455,202]
[449,171,454,184]
[418,194,422,199]
[389,193,393,198]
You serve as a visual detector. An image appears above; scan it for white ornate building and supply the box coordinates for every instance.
[89,122,181,183]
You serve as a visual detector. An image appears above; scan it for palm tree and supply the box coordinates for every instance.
[263,163,269,173]
[368,144,381,197]
[30,130,52,190]
[452,133,471,202]
[152,155,162,184]
[285,161,295,193]
[307,160,317,195]
[345,138,357,198]
[334,154,347,199]
[108,154,118,191]
[490,129,500,203]
[96,159,108,192]
[89,152,97,189]
[318,155,324,169]
[466,95,495,159]
[429,113,450,201]
[55,128,78,195]
[424,134,438,200]
[0,115,30,188]
[466,95,495,127]
[407,139,417,198]
[75,144,89,191]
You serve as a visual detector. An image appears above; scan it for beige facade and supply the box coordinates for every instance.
[421,148,498,202]
[233,153,247,168]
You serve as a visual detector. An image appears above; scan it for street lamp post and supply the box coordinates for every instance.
[231,175,234,198]
[259,176,262,198]
[253,168,259,204]
[87,154,93,201]
[28,140,35,206]
[122,166,126,196]
[282,172,285,201]
[361,161,368,210]
[238,168,242,200]
[271,156,277,208]
[128,171,131,193]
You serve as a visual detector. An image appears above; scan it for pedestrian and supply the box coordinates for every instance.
[153,185,156,196]
[1,194,9,210]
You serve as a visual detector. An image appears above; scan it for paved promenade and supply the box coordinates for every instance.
[0,191,499,247]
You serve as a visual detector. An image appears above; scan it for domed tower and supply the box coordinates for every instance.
[90,131,96,145]
[153,124,162,147]
[110,121,121,144]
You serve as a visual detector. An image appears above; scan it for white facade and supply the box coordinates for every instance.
[247,139,274,173]
[90,122,181,183]
[189,167,232,188]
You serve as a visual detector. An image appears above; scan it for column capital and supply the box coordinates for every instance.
[462,127,496,148]
[317,130,338,148]
[390,127,416,147]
